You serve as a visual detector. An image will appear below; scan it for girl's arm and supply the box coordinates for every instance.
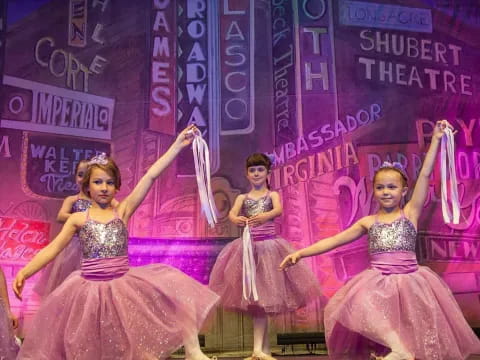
[279,217,369,269]
[0,268,17,329]
[229,195,248,226]
[248,191,282,226]
[118,125,195,223]
[13,214,80,299]
[56,195,76,223]
[405,120,453,223]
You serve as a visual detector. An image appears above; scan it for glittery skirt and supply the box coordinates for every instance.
[18,256,219,360]
[0,300,18,360]
[209,234,322,315]
[33,234,83,298]
[325,251,480,359]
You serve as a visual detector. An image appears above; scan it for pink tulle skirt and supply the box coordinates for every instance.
[33,234,82,298]
[209,234,322,315]
[325,251,480,359]
[18,256,219,360]
[0,300,18,360]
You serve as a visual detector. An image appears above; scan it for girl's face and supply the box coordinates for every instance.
[373,170,407,210]
[246,165,269,188]
[75,162,88,187]
[88,168,117,206]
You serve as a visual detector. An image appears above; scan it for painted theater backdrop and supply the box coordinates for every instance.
[1,0,479,351]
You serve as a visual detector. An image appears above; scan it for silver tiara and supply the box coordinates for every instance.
[88,152,108,166]
[379,161,407,177]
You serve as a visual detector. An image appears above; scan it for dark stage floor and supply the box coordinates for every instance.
[172,352,480,359]
[206,356,480,360]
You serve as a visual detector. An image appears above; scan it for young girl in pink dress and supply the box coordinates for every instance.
[209,153,322,360]
[14,125,219,360]
[0,266,18,359]
[35,159,119,298]
[281,120,480,360]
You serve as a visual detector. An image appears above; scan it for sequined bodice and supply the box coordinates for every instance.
[368,216,417,254]
[242,194,273,218]
[78,215,128,259]
[71,198,91,213]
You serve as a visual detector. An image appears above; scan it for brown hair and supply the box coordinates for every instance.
[74,159,89,175]
[246,153,272,171]
[81,157,121,195]
[373,167,408,187]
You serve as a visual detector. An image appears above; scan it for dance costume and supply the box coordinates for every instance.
[209,193,322,314]
[325,212,480,359]
[0,297,18,360]
[34,197,91,297]
[19,209,219,359]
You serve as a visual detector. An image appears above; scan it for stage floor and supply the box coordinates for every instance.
[205,356,480,360]
[172,352,480,359]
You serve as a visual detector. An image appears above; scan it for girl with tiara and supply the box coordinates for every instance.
[13,125,219,360]
[280,120,480,359]
[0,266,18,359]
[35,159,119,298]
[209,153,322,360]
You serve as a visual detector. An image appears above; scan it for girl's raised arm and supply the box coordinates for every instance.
[405,120,454,223]
[280,217,369,269]
[119,126,196,222]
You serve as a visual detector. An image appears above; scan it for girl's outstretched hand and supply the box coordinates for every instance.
[279,251,302,270]
[13,271,26,300]
[175,124,198,148]
[433,119,456,140]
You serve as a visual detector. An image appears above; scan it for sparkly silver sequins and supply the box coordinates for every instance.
[242,195,273,217]
[368,216,417,254]
[71,198,92,213]
[79,218,128,259]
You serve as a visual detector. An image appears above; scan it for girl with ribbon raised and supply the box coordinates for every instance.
[13,125,219,360]
[280,120,480,360]
[209,153,322,360]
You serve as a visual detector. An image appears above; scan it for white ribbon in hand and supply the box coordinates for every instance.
[242,224,259,301]
[440,127,460,224]
[191,129,218,227]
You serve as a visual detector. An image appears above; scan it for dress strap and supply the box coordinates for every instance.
[85,207,91,220]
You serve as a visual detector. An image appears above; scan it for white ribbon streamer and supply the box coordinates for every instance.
[440,127,460,224]
[191,130,218,227]
[242,224,259,301]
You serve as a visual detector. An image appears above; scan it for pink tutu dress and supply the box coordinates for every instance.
[34,197,91,297]
[325,212,480,359]
[0,299,18,360]
[209,193,322,314]
[18,209,219,360]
